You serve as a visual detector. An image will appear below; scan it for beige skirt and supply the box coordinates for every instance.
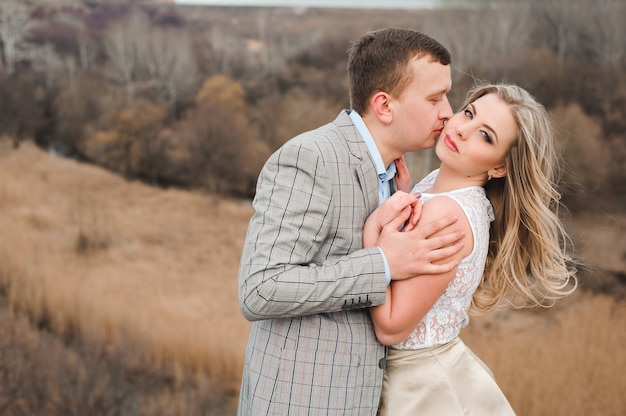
[379,337,516,415]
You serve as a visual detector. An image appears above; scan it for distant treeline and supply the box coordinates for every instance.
[0,0,623,208]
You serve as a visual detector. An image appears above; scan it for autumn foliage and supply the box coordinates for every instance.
[0,0,624,414]
[0,141,624,415]
[0,0,622,206]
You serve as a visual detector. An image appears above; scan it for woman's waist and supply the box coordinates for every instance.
[392,311,469,350]
[387,336,464,360]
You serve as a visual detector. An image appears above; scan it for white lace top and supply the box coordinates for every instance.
[393,169,495,350]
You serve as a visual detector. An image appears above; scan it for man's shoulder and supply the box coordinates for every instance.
[302,111,352,138]
[283,111,355,151]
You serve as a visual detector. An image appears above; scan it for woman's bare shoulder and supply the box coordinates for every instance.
[419,195,473,255]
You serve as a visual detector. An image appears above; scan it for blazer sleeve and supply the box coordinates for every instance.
[238,136,388,321]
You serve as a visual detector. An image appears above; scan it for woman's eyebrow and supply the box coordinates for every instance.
[470,103,499,143]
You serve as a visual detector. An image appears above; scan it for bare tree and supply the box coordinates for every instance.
[488,3,533,59]
[0,1,33,75]
[55,13,98,73]
[583,0,626,132]
[136,27,199,114]
[103,8,149,102]
[425,3,534,73]
[203,28,246,74]
[584,0,625,67]
[202,15,324,80]
[28,43,65,88]
[77,30,98,72]
[422,9,487,85]
[527,0,586,60]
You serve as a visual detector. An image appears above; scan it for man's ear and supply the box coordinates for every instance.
[370,92,393,125]
[489,164,507,179]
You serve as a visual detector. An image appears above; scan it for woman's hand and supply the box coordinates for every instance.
[363,191,422,247]
[394,155,411,193]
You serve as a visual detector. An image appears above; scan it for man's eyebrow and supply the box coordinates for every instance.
[470,103,499,143]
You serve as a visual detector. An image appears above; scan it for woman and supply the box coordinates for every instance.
[364,83,578,415]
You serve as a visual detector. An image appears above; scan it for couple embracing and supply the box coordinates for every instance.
[237,28,576,416]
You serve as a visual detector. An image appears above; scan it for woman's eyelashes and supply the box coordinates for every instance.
[464,108,493,144]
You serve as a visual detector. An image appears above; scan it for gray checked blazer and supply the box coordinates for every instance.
[238,111,390,415]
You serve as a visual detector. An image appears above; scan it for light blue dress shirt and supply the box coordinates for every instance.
[348,110,394,284]
[348,110,397,205]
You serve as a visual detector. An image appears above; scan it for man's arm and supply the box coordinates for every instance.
[238,141,388,321]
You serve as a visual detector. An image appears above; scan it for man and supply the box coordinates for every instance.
[238,28,463,415]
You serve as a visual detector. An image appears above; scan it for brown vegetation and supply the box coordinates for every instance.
[0,140,249,413]
[0,0,623,204]
[462,291,626,416]
[0,0,624,413]
[0,139,625,415]
[0,310,238,415]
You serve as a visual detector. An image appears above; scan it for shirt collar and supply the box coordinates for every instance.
[348,110,396,182]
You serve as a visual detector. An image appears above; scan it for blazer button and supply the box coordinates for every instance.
[378,357,387,369]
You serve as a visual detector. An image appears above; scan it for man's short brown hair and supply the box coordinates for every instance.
[347,28,451,114]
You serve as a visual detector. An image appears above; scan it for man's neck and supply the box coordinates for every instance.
[361,113,394,168]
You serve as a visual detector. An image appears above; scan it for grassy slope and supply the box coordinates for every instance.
[0,140,624,415]
[0,140,250,386]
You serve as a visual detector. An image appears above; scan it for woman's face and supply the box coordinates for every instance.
[435,93,518,181]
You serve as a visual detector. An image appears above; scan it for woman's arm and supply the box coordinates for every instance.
[369,196,473,346]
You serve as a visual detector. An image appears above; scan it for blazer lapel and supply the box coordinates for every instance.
[335,111,380,215]
[356,161,379,215]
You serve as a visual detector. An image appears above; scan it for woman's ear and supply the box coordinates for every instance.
[488,164,507,179]
[370,92,393,125]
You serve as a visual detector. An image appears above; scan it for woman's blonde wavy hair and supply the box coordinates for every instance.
[464,83,578,315]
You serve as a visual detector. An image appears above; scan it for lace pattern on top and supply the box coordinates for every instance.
[394,169,495,349]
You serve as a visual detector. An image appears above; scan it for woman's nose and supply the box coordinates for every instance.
[455,123,469,140]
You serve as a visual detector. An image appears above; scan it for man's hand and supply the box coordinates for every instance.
[377,214,465,280]
[363,192,422,247]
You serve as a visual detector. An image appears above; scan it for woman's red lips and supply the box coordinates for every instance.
[444,134,459,153]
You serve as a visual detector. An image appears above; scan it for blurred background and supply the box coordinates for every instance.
[0,0,624,414]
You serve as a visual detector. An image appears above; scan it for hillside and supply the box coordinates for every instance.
[0,139,625,415]
[0,139,251,409]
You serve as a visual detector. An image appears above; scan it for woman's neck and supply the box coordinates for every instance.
[428,165,486,194]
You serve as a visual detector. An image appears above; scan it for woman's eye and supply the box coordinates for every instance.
[464,109,473,119]
[481,130,493,144]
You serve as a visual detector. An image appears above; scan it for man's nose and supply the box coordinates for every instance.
[440,96,453,120]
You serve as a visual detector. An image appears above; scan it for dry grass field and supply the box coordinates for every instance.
[0,139,624,415]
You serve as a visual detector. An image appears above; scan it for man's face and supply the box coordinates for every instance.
[388,56,453,154]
